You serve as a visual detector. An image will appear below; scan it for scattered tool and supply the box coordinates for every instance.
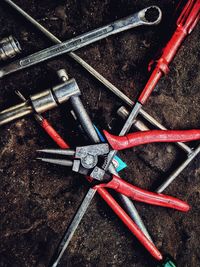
[119,0,199,138]
[0,78,80,126]
[3,0,190,157]
[56,69,154,251]
[0,6,162,78]
[0,35,21,61]
[37,129,200,266]
[15,90,69,149]
[117,106,200,192]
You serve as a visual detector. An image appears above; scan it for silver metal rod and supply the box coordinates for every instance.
[50,188,97,267]
[0,4,162,78]
[4,0,190,156]
[0,79,81,126]
[0,102,32,126]
[118,106,192,154]
[156,145,200,193]
[70,96,100,143]
[118,106,199,194]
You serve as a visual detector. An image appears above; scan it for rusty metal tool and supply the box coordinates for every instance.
[0,5,162,78]
[38,128,200,265]
[117,106,200,191]
[3,0,191,157]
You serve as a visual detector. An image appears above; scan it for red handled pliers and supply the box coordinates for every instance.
[37,129,200,259]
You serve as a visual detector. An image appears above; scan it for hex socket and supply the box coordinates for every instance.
[0,78,80,126]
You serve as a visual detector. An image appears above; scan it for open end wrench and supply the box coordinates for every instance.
[0,6,162,78]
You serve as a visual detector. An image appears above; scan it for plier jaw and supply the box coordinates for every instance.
[37,143,111,180]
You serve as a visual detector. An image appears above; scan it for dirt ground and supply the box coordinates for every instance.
[0,1,199,267]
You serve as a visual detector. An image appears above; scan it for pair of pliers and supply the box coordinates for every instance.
[37,129,200,260]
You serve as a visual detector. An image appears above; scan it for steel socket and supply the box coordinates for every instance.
[0,78,81,126]
[0,36,21,61]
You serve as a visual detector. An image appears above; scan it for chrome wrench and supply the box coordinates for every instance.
[0,6,162,78]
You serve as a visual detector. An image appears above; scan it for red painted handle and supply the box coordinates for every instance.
[95,187,163,261]
[96,175,190,212]
[104,129,200,151]
[41,118,163,259]
[41,119,69,149]
[138,0,199,105]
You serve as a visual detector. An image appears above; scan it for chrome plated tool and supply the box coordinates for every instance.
[0,6,162,78]
[3,0,186,157]
[0,35,21,61]
[38,128,200,266]
[56,69,154,249]
[0,78,80,126]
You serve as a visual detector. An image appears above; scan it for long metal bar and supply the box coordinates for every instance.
[50,188,97,267]
[3,0,191,155]
[117,106,192,154]
[57,70,152,241]
[117,106,200,192]
[156,144,200,193]
[48,70,153,266]
[0,3,162,78]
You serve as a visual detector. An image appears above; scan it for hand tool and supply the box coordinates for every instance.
[15,91,69,149]
[15,79,154,266]
[0,35,21,61]
[37,129,200,264]
[55,69,154,255]
[119,0,199,138]
[3,1,191,158]
[0,6,162,78]
[117,106,200,191]
[0,78,80,126]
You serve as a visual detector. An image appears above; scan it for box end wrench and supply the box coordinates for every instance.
[0,4,162,78]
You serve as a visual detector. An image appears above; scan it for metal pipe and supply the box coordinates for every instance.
[3,0,191,156]
[0,79,80,126]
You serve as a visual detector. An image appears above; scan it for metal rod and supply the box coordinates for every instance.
[48,69,152,267]
[0,4,162,78]
[50,188,97,267]
[117,106,192,154]
[117,105,199,193]
[156,145,200,193]
[3,0,191,155]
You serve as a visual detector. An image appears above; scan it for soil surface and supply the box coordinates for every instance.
[0,1,199,267]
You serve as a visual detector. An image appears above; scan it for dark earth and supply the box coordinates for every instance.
[0,1,199,267]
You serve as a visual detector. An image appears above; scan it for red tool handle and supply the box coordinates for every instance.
[96,175,190,212]
[104,129,200,151]
[40,118,163,260]
[138,0,200,105]
[96,187,163,261]
[41,119,69,149]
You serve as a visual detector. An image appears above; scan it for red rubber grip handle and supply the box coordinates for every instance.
[42,119,162,260]
[41,119,69,149]
[97,175,190,212]
[95,186,163,261]
[104,129,200,151]
[138,0,199,105]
